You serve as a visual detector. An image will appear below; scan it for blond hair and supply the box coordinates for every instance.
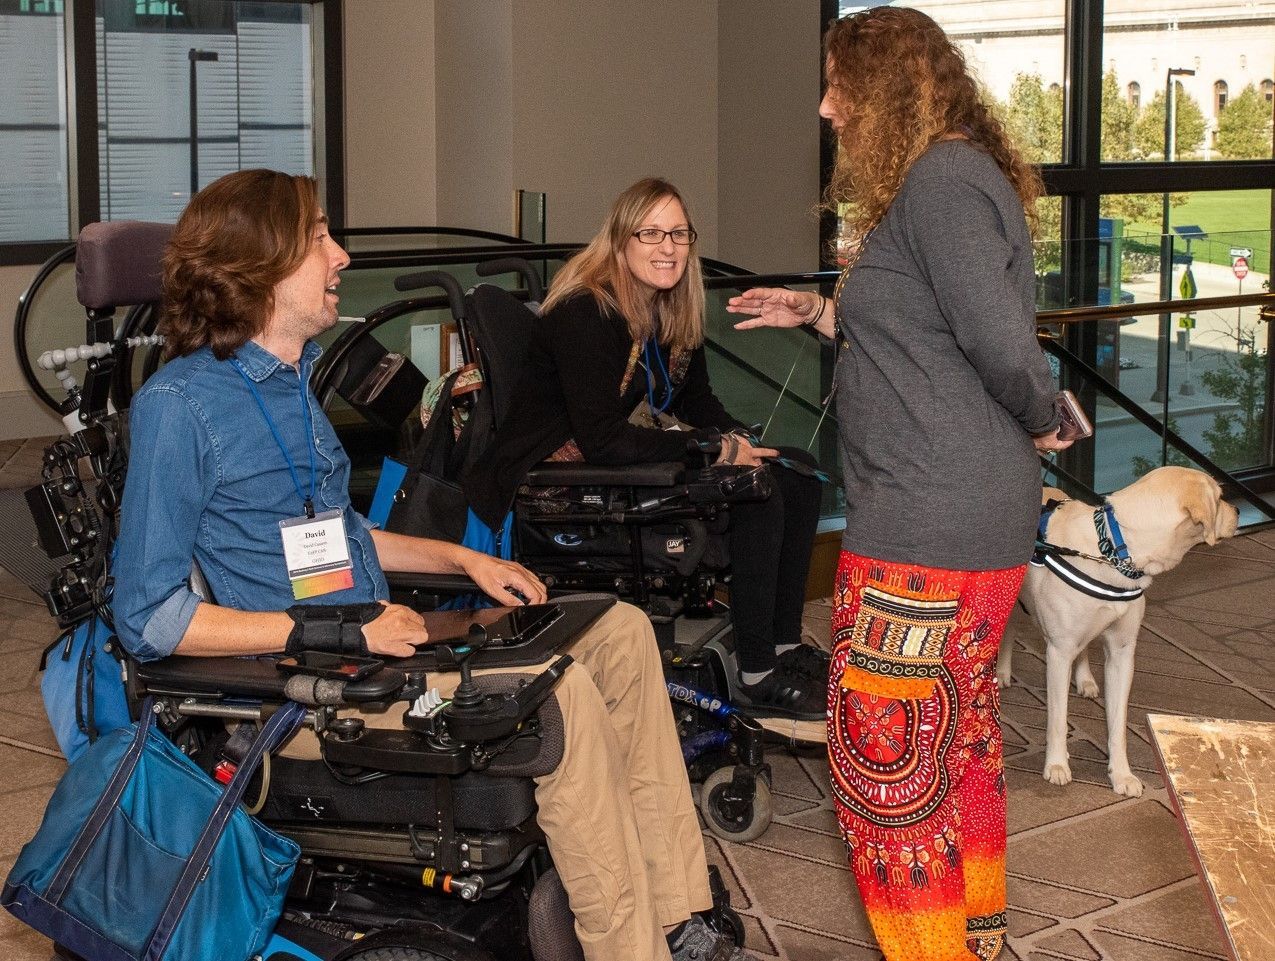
[823,6,1044,266]
[543,177,705,351]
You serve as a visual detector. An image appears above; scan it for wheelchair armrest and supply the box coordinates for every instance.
[135,654,407,703]
[385,572,481,594]
[525,461,685,487]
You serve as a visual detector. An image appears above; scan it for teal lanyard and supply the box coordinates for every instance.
[231,357,317,518]
[643,337,673,415]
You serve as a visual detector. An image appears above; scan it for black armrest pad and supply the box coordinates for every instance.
[135,655,406,702]
[386,572,481,593]
[524,461,684,487]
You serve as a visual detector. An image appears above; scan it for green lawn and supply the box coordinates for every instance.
[1123,189,1271,276]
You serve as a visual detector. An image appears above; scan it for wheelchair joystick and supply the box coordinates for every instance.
[447,624,491,711]
[441,627,575,744]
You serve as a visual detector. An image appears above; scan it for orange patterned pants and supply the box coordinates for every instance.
[828,551,1024,961]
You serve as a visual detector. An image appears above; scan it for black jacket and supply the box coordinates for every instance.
[463,293,742,528]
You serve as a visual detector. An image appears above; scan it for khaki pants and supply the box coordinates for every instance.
[287,602,711,961]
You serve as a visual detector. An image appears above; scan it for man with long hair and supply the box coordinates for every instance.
[730,8,1071,961]
[113,169,752,961]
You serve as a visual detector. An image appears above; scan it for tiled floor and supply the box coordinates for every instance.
[0,435,1270,960]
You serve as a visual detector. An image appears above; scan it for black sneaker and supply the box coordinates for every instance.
[668,915,756,961]
[778,644,831,682]
[734,665,824,721]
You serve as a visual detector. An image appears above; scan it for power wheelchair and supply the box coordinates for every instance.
[320,260,788,842]
[19,221,748,961]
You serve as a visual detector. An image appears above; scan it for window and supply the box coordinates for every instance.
[96,0,315,223]
[0,0,70,242]
[0,0,330,260]
[1101,5,1275,163]
[1263,79,1274,103]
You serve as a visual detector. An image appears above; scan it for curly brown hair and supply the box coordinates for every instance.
[161,170,320,359]
[823,6,1044,266]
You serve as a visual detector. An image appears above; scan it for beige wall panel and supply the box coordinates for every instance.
[509,0,720,252]
[717,0,822,272]
[0,264,68,440]
[344,0,438,226]
[434,1,515,232]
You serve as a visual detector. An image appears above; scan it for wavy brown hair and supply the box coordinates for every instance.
[161,170,320,359]
[542,177,705,352]
[823,6,1044,265]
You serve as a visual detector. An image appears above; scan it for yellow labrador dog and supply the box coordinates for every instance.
[997,466,1238,796]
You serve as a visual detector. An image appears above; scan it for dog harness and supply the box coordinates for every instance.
[1031,499,1145,602]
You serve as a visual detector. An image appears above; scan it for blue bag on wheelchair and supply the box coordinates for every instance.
[39,615,130,763]
[1,699,305,961]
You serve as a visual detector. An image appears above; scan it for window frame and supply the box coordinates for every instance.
[0,0,344,266]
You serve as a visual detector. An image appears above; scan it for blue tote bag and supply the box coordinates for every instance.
[1,699,305,961]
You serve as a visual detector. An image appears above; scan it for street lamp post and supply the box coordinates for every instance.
[1151,67,1196,407]
[188,49,219,199]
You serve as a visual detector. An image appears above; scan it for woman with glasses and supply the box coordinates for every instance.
[466,177,828,726]
[728,9,1072,961]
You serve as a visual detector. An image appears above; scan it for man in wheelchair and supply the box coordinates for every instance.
[113,169,752,961]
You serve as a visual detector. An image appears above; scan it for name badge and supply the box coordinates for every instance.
[279,508,354,599]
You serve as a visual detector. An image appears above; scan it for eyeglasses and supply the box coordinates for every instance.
[631,227,697,245]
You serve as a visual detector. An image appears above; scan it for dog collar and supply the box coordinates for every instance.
[1094,503,1146,580]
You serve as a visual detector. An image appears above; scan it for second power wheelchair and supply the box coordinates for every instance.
[318,260,792,842]
[20,221,749,961]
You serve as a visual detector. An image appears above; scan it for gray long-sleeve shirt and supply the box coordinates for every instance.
[835,140,1058,570]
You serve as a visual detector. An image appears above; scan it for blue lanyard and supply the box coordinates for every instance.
[643,337,673,416]
[231,357,317,518]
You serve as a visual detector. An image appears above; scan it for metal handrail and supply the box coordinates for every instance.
[1043,338,1275,520]
[1037,291,1275,326]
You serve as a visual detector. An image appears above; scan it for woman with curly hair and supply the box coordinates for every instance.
[728,7,1070,960]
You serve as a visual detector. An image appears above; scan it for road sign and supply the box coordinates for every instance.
[1233,256,1249,280]
[1230,246,1254,259]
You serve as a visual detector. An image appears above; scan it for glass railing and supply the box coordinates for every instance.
[702,275,844,526]
[15,227,1274,529]
[1039,292,1275,528]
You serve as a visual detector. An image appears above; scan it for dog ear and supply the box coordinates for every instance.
[1183,485,1220,545]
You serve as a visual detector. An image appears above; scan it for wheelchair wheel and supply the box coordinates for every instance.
[700,766,772,843]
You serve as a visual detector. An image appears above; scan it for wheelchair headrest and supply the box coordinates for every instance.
[76,220,174,310]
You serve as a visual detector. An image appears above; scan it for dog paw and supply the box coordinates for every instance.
[1074,678,1100,700]
[997,671,1012,689]
[1110,772,1144,797]
[1043,762,1073,786]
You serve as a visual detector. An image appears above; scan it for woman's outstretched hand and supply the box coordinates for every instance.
[728,288,829,334]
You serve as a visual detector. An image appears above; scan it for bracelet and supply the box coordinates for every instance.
[284,602,385,656]
[802,296,827,328]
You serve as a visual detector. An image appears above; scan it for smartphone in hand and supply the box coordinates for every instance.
[1056,389,1094,441]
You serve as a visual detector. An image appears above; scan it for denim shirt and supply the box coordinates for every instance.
[113,340,388,661]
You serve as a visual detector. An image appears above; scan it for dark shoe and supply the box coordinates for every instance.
[668,915,756,961]
[778,643,831,682]
[734,665,824,721]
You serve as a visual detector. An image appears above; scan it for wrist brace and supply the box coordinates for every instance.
[284,603,385,656]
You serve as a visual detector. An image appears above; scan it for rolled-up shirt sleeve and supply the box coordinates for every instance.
[113,386,218,660]
[904,176,1059,435]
